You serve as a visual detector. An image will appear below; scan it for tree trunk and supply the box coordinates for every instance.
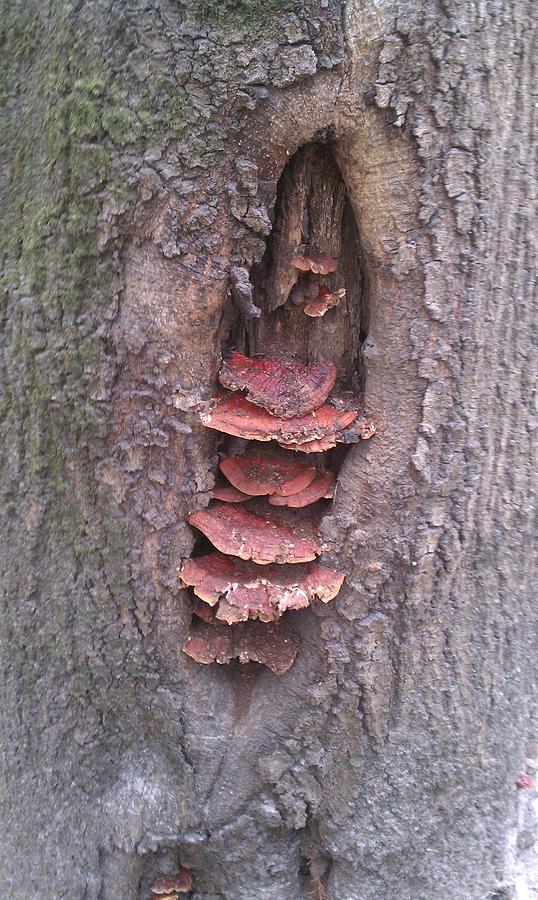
[1,1,536,898]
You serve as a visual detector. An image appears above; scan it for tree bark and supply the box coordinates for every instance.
[1,1,536,898]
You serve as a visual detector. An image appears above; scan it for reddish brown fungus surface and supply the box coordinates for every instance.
[241,499,324,544]
[183,623,233,666]
[268,470,335,507]
[212,484,252,503]
[304,286,345,317]
[218,351,337,418]
[220,453,317,497]
[151,868,192,895]
[516,772,536,789]
[283,412,376,452]
[180,551,344,622]
[283,435,340,452]
[291,253,338,275]
[188,502,321,564]
[183,619,300,674]
[191,596,219,622]
[200,395,357,448]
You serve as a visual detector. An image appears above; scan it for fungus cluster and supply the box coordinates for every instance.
[151,868,192,898]
[181,350,374,673]
[291,253,345,318]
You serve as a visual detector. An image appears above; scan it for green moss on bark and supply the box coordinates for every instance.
[1,1,191,501]
[186,0,292,28]
[0,1,158,697]
[1,3,140,563]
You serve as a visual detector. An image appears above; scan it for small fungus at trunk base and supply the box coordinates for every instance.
[219,351,337,418]
[220,452,318,497]
[516,772,536,789]
[291,253,338,275]
[183,619,301,674]
[200,394,358,448]
[180,551,344,622]
[188,502,321,564]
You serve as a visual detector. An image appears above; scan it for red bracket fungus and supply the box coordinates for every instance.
[281,409,376,452]
[218,351,337,418]
[151,868,192,896]
[181,153,375,673]
[304,286,346,318]
[183,619,301,674]
[219,452,318,497]
[200,395,357,450]
[211,484,253,503]
[282,435,341,453]
[180,551,344,623]
[268,470,335,507]
[184,345,374,669]
[291,253,338,275]
[188,502,321,564]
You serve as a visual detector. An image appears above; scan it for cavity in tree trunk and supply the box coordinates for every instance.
[0,1,536,898]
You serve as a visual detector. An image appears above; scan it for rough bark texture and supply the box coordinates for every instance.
[0,1,536,898]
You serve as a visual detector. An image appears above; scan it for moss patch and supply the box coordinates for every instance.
[1,1,192,498]
[0,2,159,597]
[186,0,292,29]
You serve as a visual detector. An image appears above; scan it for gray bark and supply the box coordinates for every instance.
[0,0,536,898]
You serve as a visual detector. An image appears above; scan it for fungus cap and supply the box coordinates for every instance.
[183,619,301,674]
[212,484,252,503]
[200,395,357,448]
[219,351,337,418]
[291,253,338,275]
[268,470,335,507]
[151,868,192,895]
[282,411,376,452]
[220,453,317,497]
[180,551,344,622]
[188,502,321,564]
[304,286,346,317]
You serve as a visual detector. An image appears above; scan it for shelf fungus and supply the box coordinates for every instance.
[188,501,321,564]
[183,619,301,674]
[150,868,192,896]
[268,470,335,507]
[283,412,376,452]
[220,453,318,498]
[219,351,337,418]
[304,286,346,318]
[291,253,337,275]
[182,143,374,675]
[212,484,252,503]
[181,551,344,623]
[200,395,358,449]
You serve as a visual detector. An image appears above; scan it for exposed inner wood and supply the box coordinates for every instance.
[242,143,363,387]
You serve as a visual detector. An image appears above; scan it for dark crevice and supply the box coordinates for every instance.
[247,142,366,387]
